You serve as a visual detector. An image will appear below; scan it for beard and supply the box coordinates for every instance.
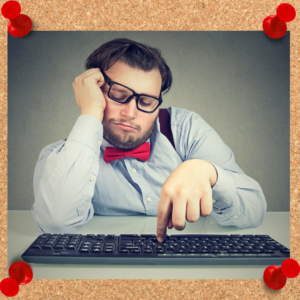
[103,115,158,150]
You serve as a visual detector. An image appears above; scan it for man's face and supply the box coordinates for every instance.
[101,60,162,149]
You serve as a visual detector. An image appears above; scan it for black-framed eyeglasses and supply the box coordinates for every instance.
[102,71,163,113]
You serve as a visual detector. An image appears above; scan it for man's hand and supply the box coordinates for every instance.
[156,159,217,243]
[72,68,107,122]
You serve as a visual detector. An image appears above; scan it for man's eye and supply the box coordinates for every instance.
[140,101,151,106]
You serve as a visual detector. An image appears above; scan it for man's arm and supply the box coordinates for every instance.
[181,110,267,228]
[156,108,267,241]
[32,114,103,233]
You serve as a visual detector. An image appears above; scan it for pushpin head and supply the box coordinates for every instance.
[1,0,32,37]
[264,259,300,290]
[9,261,33,285]
[281,258,300,278]
[1,0,21,19]
[0,278,19,297]
[0,262,33,297]
[264,265,287,290]
[277,3,296,22]
[263,3,296,39]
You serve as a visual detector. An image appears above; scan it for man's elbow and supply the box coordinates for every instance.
[35,217,81,234]
[243,193,267,228]
[32,209,82,234]
[249,196,267,228]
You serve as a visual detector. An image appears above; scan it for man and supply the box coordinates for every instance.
[32,38,267,243]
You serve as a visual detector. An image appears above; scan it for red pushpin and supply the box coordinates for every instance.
[0,262,33,297]
[1,1,32,38]
[264,258,300,290]
[263,3,296,39]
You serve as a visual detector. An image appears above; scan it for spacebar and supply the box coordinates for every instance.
[121,246,139,250]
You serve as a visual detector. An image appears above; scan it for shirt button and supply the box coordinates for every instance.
[98,140,101,145]
[147,198,152,202]
[132,169,136,173]
[213,199,216,203]
[233,215,238,219]
[89,177,94,182]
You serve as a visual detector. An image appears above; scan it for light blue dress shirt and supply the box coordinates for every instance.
[32,106,267,233]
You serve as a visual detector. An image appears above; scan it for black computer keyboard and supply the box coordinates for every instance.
[21,234,290,265]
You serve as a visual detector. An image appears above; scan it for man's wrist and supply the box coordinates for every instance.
[195,159,218,187]
[208,162,218,188]
[80,107,104,122]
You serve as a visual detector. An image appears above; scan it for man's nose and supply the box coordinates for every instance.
[121,96,138,116]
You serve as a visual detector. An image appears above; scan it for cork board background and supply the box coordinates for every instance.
[0,0,299,299]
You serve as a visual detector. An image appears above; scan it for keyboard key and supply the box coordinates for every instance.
[122,246,138,250]
[200,254,214,258]
[230,254,243,257]
[92,249,102,253]
[158,254,172,257]
[176,250,186,254]
[187,254,201,257]
[244,254,258,257]
[216,254,230,257]
[131,249,141,253]
[79,249,90,253]
[120,234,139,238]
[66,245,77,250]
[141,234,156,238]
[43,245,54,249]
[121,242,133,246]
[143,249,152,253]
[40,235,51,239]
[86,234,95,239]
[173,254,187,257]
[55,245,65,249]
[281,250,290,253]
[30,245,41,249]
[135,242,144,246]
[165,250,175,254]
[155,249,164,253]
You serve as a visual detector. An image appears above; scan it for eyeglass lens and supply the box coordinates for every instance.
[109,83,159,112]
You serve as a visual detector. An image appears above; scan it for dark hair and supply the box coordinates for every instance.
[85,38,172,95]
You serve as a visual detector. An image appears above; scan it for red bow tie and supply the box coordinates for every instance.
[104,142,150,163]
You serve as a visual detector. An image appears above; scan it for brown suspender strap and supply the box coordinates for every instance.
[64,108,176,150]
[158,108,175,150]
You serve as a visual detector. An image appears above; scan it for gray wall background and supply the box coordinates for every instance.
[8,31,290,211]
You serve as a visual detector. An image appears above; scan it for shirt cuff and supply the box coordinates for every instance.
[67,115,103,153]
[205,161,237,210]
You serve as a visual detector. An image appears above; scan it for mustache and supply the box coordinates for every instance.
[109,119,140,130]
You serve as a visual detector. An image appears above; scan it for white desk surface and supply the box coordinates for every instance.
[8,211,289,279]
